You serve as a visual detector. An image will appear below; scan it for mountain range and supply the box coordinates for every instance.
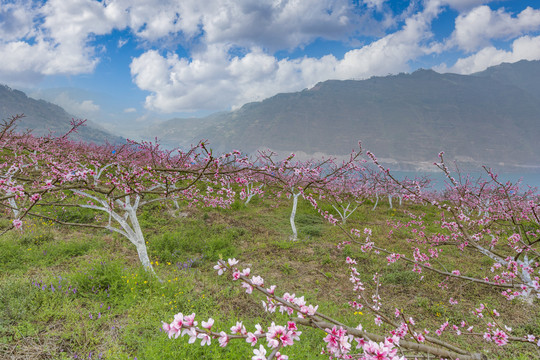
[0,85,122,144]
[2,60,539,172]
[148,60,540,171]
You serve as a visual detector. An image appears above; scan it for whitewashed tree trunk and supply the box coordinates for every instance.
[172,198,181,210]
[7,196,20,218]
[478,200,490,218]
[135,242,153,271]
[74,190,157,275]
[332,202,358,224]
[245,184,263,205]
[470,238,536,302]
[3,169,25,219]
[289,191,300,241]
[388,195,393,209]
[372,192,379,211]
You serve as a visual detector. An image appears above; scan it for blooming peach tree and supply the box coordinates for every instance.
[0,114,87,234]
[161,254,498,359]
[364,151,540,302]
[253,147,364,240]
[161,151,539,359]
[0,116,248,274]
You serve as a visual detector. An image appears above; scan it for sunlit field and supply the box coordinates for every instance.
[2,118,540,360]
[1,194,539,359]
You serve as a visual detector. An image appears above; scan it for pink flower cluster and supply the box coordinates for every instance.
[162,258,313,359]
[322,326,404,360]
[360,337,405,360]
[162,311,296,359]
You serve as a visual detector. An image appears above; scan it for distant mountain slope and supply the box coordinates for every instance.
[0,85,122,144]
[149,60,540,170]
[472,59,540,99]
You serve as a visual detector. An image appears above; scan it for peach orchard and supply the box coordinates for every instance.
[1,115,539,360]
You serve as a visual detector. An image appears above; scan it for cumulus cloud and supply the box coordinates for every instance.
[434,5,540,75]
[78,100,101,113]
[123,107,137,113]
[450,6,540,52]
[131,5,441,112]
[114,0,382,48]
[434,0,500,12]
[0,0,36,41]
[40,0,122,44]
[127,0,447,112]
[1,0,540,113]
[123,0,429,112]
[437,35,540,74]
[0,0,124,84]
[0,0,391,86]
[362,0,386,11]
[51,92,101,118]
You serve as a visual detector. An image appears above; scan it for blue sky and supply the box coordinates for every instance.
[1,0,540,134]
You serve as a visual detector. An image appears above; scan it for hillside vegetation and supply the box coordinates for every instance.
[1,118,539,359]
[1,194,539,359]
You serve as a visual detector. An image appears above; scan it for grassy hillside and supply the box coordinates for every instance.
[1,196,538,359]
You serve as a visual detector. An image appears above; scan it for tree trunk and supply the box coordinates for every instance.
[134,238,156,275]
[372,193,379,211]
[127,204,157,275]
[290,192,300,241]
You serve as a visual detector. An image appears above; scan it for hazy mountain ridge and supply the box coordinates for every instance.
[149,60,540,171]
[472,60,540,98]
[2,61,538,171]
[0,85,123,144]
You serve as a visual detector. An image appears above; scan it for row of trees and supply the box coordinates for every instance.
[161,151,540,359]
[1,115,370,266]
[2,115,539,359]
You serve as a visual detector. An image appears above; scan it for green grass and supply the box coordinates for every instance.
[148,219,245,262]
[0,198,538,359]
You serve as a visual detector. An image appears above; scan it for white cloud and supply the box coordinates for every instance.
[51,92,101,118]
[118,38,128,48]
[123,107,137,113]
[0,0,36,41]
[131,5,441,112]
[0,0,124,84]
[437,35,540,74]
[0,40,98,86]
[114,0,382,48]
[40,0,122,44]
[1,0,539,113]
[434,0,501,12]
[362,0,386,11]
[126,1,448,112]
[0,0,391,86]
[79,100,100,113]
[450,6,540,52]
